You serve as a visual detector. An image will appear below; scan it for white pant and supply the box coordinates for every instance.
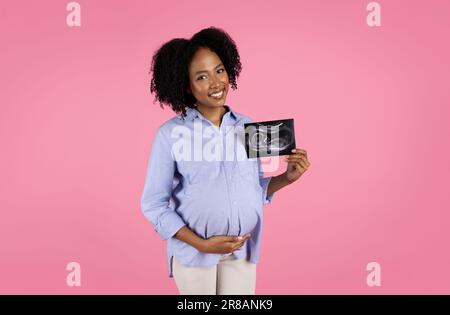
[172,254,257,295]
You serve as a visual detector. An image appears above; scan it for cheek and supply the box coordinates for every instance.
[191,83,207,97]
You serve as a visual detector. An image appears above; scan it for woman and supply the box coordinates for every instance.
[141,26,310,295]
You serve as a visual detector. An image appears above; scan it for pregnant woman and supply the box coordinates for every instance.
[140,26,310,295]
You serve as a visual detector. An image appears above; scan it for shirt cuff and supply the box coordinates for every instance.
[260,176,275,205]
[154,210,186,240]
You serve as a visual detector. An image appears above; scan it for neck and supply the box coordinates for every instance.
[195,104,227,127]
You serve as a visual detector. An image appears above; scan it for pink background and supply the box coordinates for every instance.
[1,0,449,294]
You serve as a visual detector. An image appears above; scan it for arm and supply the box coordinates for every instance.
[173,226,205,250]
[174,226,250,254]
[267,148,311,196]
[140,127,186,240]
[262,149,311,198]
[267,173,291,197]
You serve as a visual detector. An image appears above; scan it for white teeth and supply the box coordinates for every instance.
[210,90,224,98]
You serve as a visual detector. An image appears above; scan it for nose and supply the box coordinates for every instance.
[209,75,221,88]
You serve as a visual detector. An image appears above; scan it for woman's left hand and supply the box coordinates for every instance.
[284,148,310,184]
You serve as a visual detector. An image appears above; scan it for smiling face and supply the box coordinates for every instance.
[187,47,229,110]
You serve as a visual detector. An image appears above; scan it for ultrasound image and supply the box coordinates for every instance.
[244,119,296,158]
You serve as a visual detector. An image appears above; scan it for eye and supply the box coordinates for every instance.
[196,68,226,80]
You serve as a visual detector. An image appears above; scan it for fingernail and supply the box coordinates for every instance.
[238,236,243,240]
[291,149,296,153]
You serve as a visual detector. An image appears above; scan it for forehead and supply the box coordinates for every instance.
[189,48,222,70]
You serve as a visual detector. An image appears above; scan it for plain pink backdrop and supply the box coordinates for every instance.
[1,0,449,294]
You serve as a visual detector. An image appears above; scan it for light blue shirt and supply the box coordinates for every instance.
[140,105,275,277]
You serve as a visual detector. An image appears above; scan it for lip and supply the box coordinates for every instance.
[208,88,225,97]
[208,90,225,101]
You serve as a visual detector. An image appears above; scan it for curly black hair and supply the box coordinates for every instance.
[149,27,242,118]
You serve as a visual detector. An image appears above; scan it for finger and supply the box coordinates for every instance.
[232,237,249,248]
[295,163,308,173]
[232,242,245,251]
[288,153,307,158]
[287,154,305,160]
[230,243,241,252]
[232,241,244,248]
[290,160,305,171]
[286,157,303,161]
[288,151,306,157]
[232,238,248,247]
[297,159,308,168]
[291,159,308,167]
[300,156,310,167]
[291,149,307,156]
[240,234,250,240]
[234,245,244,251]
[230,234,250,243]
[230,240,245,246]
[287,156,309,164]
[297,156,310,166]
[294,163,303,172]
[285,158,305,164]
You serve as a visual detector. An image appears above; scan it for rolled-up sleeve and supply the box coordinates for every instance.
[140,127,186,240]
[257,158,275,205]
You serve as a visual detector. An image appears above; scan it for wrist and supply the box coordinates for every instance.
[282,171,293,185]
[194,238,208,252]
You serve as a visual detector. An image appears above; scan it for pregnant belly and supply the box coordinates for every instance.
[178,201,261,239]
[238,206,260,236]
[177,197,230,239]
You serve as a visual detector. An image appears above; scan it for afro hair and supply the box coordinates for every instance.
[149,27,242,118]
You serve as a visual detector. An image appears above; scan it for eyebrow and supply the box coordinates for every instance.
[194,63,223,75]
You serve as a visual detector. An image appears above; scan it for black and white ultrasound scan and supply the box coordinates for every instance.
[244,119,296,158]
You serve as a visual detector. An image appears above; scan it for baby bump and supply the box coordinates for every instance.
[176,184,230,239]
[175,179,263,238]
[234,176,263,235]
[238,206,260,236]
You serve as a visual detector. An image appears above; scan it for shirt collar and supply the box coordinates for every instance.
[184,105,237,121]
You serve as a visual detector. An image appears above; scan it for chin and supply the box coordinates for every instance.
[204,100,227,108]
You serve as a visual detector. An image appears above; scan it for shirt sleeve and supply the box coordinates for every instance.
[140,126,186,240]
[257,158,275,205]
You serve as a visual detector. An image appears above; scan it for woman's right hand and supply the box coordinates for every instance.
[197,234,251,254]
